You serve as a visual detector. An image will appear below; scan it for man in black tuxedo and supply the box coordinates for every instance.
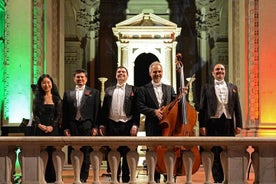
[198,63,243,183]
[62,69,101,183]
[99,66,140,183]
[136,61,176,183]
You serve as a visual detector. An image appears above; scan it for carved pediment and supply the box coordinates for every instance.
[113,13,181,41]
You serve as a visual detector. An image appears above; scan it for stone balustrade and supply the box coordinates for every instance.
[0,136,275,184]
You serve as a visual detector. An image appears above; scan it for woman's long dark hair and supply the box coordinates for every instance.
[36,74,61,99]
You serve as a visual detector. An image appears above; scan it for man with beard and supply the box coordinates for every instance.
[198,63,243,183]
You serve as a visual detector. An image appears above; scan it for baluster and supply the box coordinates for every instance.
[220,149,227,184]
[71,145,83,184]
[146,147,157,184]
[164,147,176,184]
[201,149,213,184]
[9,147,17,184]
[90,146,104,184]
[52,146,65,184]
[108,146,120,184]
[251,147,259,184]
[127,146,139,184]
[182,150,194,184]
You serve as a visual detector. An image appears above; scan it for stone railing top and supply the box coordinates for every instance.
[0,136,275,147]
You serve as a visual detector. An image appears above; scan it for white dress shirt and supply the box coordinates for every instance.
[152,81,163,107]
[211,80,232,119]
[109,83,131,122]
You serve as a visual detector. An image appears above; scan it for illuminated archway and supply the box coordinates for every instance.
[112,12,181,90]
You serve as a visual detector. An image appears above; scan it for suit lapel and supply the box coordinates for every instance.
[161,84,168,106]
[107,86,116,97]
[125,84,131,98]
[210,84,217,101]
[147,83,159,108]
[227,83,233,105]
[104,86,115,111]
[80,86,91,108]
[70,90,77,107]
[124,84,132,111]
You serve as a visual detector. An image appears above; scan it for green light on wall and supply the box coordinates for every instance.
[0,0,5,121]
[3,0,32,123]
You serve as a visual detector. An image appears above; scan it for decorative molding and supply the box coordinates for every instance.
[0,0,5,11]
[247,0,260,126]
[3,0,10,121]
[33,0,44,82]
[231,0,241,84]
[50,0,59,82]
[76,0,100,34]
[195,0,221,39]
[113,13,180,88]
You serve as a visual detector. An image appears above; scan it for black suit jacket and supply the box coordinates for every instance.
[100,84,140,127]
[62,86,101,130]
[198,82,243,129]
[136,82,175,136]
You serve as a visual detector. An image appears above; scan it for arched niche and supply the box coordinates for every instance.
[112,12,181,90]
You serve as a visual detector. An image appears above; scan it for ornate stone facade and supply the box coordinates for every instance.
[248,0,260,127]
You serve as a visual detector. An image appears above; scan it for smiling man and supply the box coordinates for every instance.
[99,66,140,183]
[136,61,176,183]
[62,68,101,183]
[198,63,243,183]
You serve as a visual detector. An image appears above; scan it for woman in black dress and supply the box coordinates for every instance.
[33,74,62,183]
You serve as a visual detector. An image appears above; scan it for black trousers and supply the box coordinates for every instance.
[69,119,93,181]
[45,146,56,183]
[207,114,235,183]
[106,119,133,182]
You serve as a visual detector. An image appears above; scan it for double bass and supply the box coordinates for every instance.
[155,53,201,177]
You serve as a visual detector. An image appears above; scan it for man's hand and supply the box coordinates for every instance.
[235,127,242,135]
[64,129,71,136]
[91,128,98,136]
[200,127,207,136]
[181,86,189,95]
[130,126,138,136]
[44,126,53,133]
[99,126,105,136]
[155,108,163,120]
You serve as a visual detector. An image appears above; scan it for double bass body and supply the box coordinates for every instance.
[155,54,201,177]
[155,99,201,176]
